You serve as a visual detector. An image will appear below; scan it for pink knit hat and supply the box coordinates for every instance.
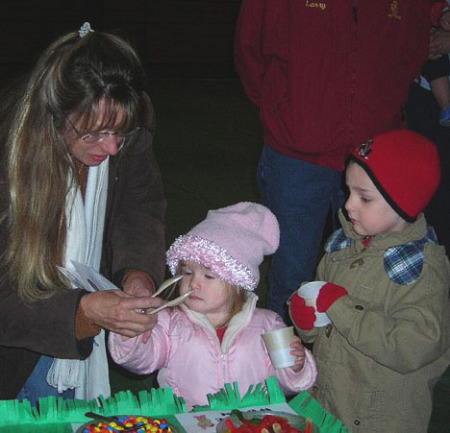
[166,202,280,291]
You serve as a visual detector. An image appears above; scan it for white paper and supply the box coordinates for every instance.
[58,260,118,292]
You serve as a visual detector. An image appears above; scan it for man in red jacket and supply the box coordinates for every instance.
[234,0,430,321]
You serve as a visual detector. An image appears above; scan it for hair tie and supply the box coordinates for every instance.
[79,22,94,38]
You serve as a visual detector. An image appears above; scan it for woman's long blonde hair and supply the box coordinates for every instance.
[1,29,147,300]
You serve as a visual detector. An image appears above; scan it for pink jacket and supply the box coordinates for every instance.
[109,293,316,409]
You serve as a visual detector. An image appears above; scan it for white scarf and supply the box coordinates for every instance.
[47,160,111,400]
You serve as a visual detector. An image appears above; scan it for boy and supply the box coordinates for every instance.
[289,130,450,433]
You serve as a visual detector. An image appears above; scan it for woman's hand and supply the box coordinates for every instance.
[289,335,306,373]
[121,269,155,297]
[79,290,164,338]
[121,270,170,343]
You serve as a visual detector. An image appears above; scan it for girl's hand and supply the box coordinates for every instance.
[289,336,306,373]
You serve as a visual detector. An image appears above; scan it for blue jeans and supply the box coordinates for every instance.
[16,355,74,405]
[257,145,344,321]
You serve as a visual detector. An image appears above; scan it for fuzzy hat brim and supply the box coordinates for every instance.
[166,235,257,291]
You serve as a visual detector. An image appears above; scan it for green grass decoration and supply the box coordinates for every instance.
[31,395,99,425]
[0,398,35,426]
[0,377,349,432]
[289,392,350,433]
[192,376,286,412]
[0,388,182,427]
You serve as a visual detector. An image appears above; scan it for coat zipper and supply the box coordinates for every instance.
[352,0,358,23]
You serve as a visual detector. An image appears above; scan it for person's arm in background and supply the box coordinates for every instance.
[430,1,450,58]
[234,0,266,106]
[440,10,450,30]
[431,1,449,27]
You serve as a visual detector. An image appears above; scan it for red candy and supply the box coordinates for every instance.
[224,413,303,433]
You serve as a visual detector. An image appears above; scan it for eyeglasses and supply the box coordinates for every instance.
[67,118,140,151]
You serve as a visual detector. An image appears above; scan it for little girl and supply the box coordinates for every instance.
[289,131,450,433]
[109,202,316,409]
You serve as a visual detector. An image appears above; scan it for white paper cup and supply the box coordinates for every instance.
[296,281,331,327]
[262,326,296,369]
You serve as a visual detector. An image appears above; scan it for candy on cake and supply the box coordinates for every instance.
[220,410,313,433]
[80,415,173,432]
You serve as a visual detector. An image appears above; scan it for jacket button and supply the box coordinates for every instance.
[350,258,364,268]
[355,305,364,311]
[354,419,361,425]
[325,324,333,337]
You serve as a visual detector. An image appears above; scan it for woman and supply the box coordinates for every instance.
[0,23,166,402]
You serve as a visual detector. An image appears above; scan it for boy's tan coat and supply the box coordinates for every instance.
[297,212,450,433]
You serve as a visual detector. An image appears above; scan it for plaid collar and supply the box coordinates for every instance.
[325,225,437,285]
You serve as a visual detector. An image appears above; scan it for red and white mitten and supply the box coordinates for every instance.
[289,293,316,330]
[316,282,348,312]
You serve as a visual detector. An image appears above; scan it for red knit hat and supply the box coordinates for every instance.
[349,130,440,222]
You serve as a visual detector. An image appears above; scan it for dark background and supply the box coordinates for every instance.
[0,0,240,76]
[0,0,261,249]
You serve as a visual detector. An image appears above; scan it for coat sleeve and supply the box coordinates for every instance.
[0,179,93,359]
[105,124,167,288]
[274,349,317,393]
[0,278,93,359]
[234,0,266,106]
[108,310,171,374]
